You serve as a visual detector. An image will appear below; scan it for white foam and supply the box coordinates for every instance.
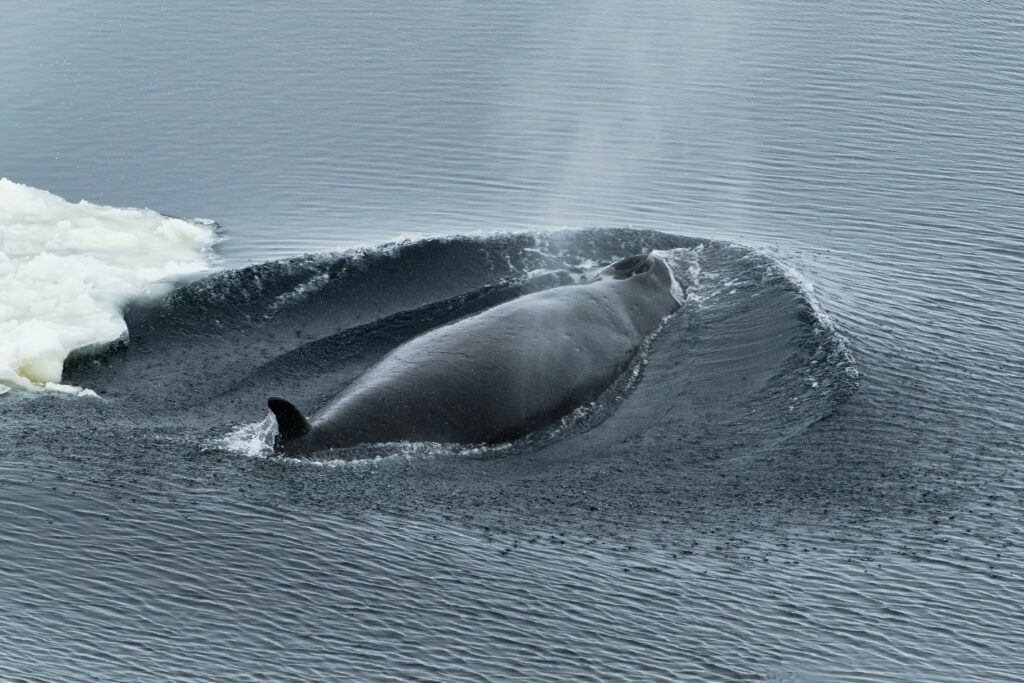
[222,413,278,457]
[0,179,218,393]
[651,245,703,305]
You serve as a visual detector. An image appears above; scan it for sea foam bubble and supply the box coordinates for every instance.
[0,179,218,394]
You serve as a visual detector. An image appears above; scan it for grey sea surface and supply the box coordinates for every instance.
[2,1,1023,681]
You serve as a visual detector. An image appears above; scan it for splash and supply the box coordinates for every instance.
[0,179,218,394]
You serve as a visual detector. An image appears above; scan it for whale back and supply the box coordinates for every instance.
[268,253,679,455]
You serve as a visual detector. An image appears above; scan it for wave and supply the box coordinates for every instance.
[0,179,218,394]
[2,217,858,462]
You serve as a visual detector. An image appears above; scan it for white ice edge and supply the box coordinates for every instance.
[0,178,218,394]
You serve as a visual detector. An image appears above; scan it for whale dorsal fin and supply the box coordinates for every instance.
[268,397,311,444]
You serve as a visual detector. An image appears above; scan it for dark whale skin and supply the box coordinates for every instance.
[269,253,680,456]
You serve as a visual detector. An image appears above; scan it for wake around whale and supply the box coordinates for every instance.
[267,253,680,456]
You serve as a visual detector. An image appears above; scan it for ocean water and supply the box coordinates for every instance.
[1,1,1022,680]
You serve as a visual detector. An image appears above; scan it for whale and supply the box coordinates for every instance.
[267,253,680,456]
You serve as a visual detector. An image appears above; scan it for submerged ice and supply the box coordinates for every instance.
[0,179,217,393]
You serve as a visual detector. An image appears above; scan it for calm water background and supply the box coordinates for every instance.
[2,1,1023,680]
